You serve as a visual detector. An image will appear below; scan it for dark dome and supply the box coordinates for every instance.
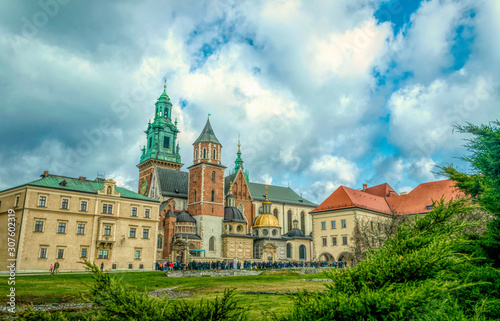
[224,207,246,223]
[286,228,305,238]
[176,211,196,223]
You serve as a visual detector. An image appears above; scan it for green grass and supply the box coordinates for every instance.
[0,270,328,311]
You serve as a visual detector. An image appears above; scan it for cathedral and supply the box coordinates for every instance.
[137,85,317,263]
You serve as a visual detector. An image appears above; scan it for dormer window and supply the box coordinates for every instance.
[59,180,67,187]
[426,205,432,210]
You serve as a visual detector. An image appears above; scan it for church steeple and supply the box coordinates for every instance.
[137,83,183,196]
[139,84,181,165]
[230,135,249,181]
[192,117,222,165]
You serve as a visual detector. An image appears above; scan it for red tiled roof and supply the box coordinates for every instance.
[365,183,398,197]
[310,179,461,215]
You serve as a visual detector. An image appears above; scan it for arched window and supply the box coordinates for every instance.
[213,149,216,159]
[203,148,207,159]
[194,172,197,183]
[148,137,152,149]
[209,237,215,251]
[157,235,163,249]
[287,210,292,232]
[273,208,278,219]
[286,243,292,258]
[195,149,198,160]
[107,186,112,195]
[238,204,244,215]
[212,171,216,182]
[259,206,263,214]
[300,211,305,232]
[194,190,197,202]
[211,190,215,202]
[299,245,306,260]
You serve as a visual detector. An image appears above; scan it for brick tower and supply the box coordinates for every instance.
[187,117,226,257]
[137,83,183,197]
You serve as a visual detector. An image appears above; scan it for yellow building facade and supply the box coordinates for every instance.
[0,172,160,272]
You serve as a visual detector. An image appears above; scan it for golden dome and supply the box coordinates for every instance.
[253,214,280,227]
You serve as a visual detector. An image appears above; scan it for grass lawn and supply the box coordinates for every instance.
[0,269,330,317]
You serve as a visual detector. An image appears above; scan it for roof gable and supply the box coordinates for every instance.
[365,183,397,197]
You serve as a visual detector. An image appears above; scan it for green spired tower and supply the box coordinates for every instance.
[229,135,249,181]
[137,83,183,196]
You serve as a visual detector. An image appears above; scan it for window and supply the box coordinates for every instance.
[103,250,109,259]
[142,229,149,239]
[321,222,326,230]
[128,263,133,269]
[129,228,136,238]
[34,221,44,232]
[157,235,163,249]
[341,219,347,228]
[322,237,327,246]
[342,235,348,245]
[104,225,111,236]
[332,237,337,246]
[237,225,242,232]
[61,199,69,209]
[80,201,87,211]
[40,248,47,259]
[262,229,269,236]
[163,136,170,148]
[194,172,197,182]
[211,190,215,202]
[194,190,197,202]
[259,206,263,214]
[108,205,113,214]
[426,205,432,210]
[287,210,292,232]
[148,137,152,149]
[272,229,277,236]
[139,264,144,269]
[300,212,305,232]
[286,243,292,258]
[299,245,306,260]
[81,248,87,258]
[98,250,103,259]
[144,209,150,218]
[203,148,207,158]
[135,250,141,259]
[212,171,216,182]
[195,149,198,160]
[132,207,137,217]
[112,263,117,270]
[102,204,107,213]
[15,196,20,207]
[273,208,278,219]
[57,222,66,234]
[107,186,112,195]
[57,249,64,259]
[209,237,215,251]
[331,220,336,229]
[38,196,46,207]
[213,149,216,159]
[77,224,85,235]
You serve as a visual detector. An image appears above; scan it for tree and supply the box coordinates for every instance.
[439,120,500,267]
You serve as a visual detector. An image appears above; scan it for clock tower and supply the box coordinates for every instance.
[137,84,183,196]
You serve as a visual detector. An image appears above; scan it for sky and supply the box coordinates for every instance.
[0,0,499,204]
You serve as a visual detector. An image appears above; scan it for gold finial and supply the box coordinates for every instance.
[265,185,269,200]
[229,180,233,194]
[163,78,167,92]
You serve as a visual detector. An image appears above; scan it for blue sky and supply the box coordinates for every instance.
[0,0,499,203]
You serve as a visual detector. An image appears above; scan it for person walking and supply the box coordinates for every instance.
[50,263,54,275]
[100,262,104,271]
[54,261,60,274]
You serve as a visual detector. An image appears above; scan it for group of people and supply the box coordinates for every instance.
[155,259,349,271]
[49,261,60,274]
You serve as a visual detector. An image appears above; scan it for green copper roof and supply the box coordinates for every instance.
[193,118,221,145]
[9,174,159,202]
[247,182,317,207]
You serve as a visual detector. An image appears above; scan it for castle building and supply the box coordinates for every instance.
[310,180,462,266]
[0,172,160,272]
[137,87,317,262]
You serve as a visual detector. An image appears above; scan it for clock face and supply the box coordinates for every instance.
[140,180,148,195]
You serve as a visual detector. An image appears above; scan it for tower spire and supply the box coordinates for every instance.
[163,78,167,93]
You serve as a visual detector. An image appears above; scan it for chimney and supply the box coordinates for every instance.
[79,176,86,181]
[43,171,49,177]
[388,190,397,197]
[362,184,367,191]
